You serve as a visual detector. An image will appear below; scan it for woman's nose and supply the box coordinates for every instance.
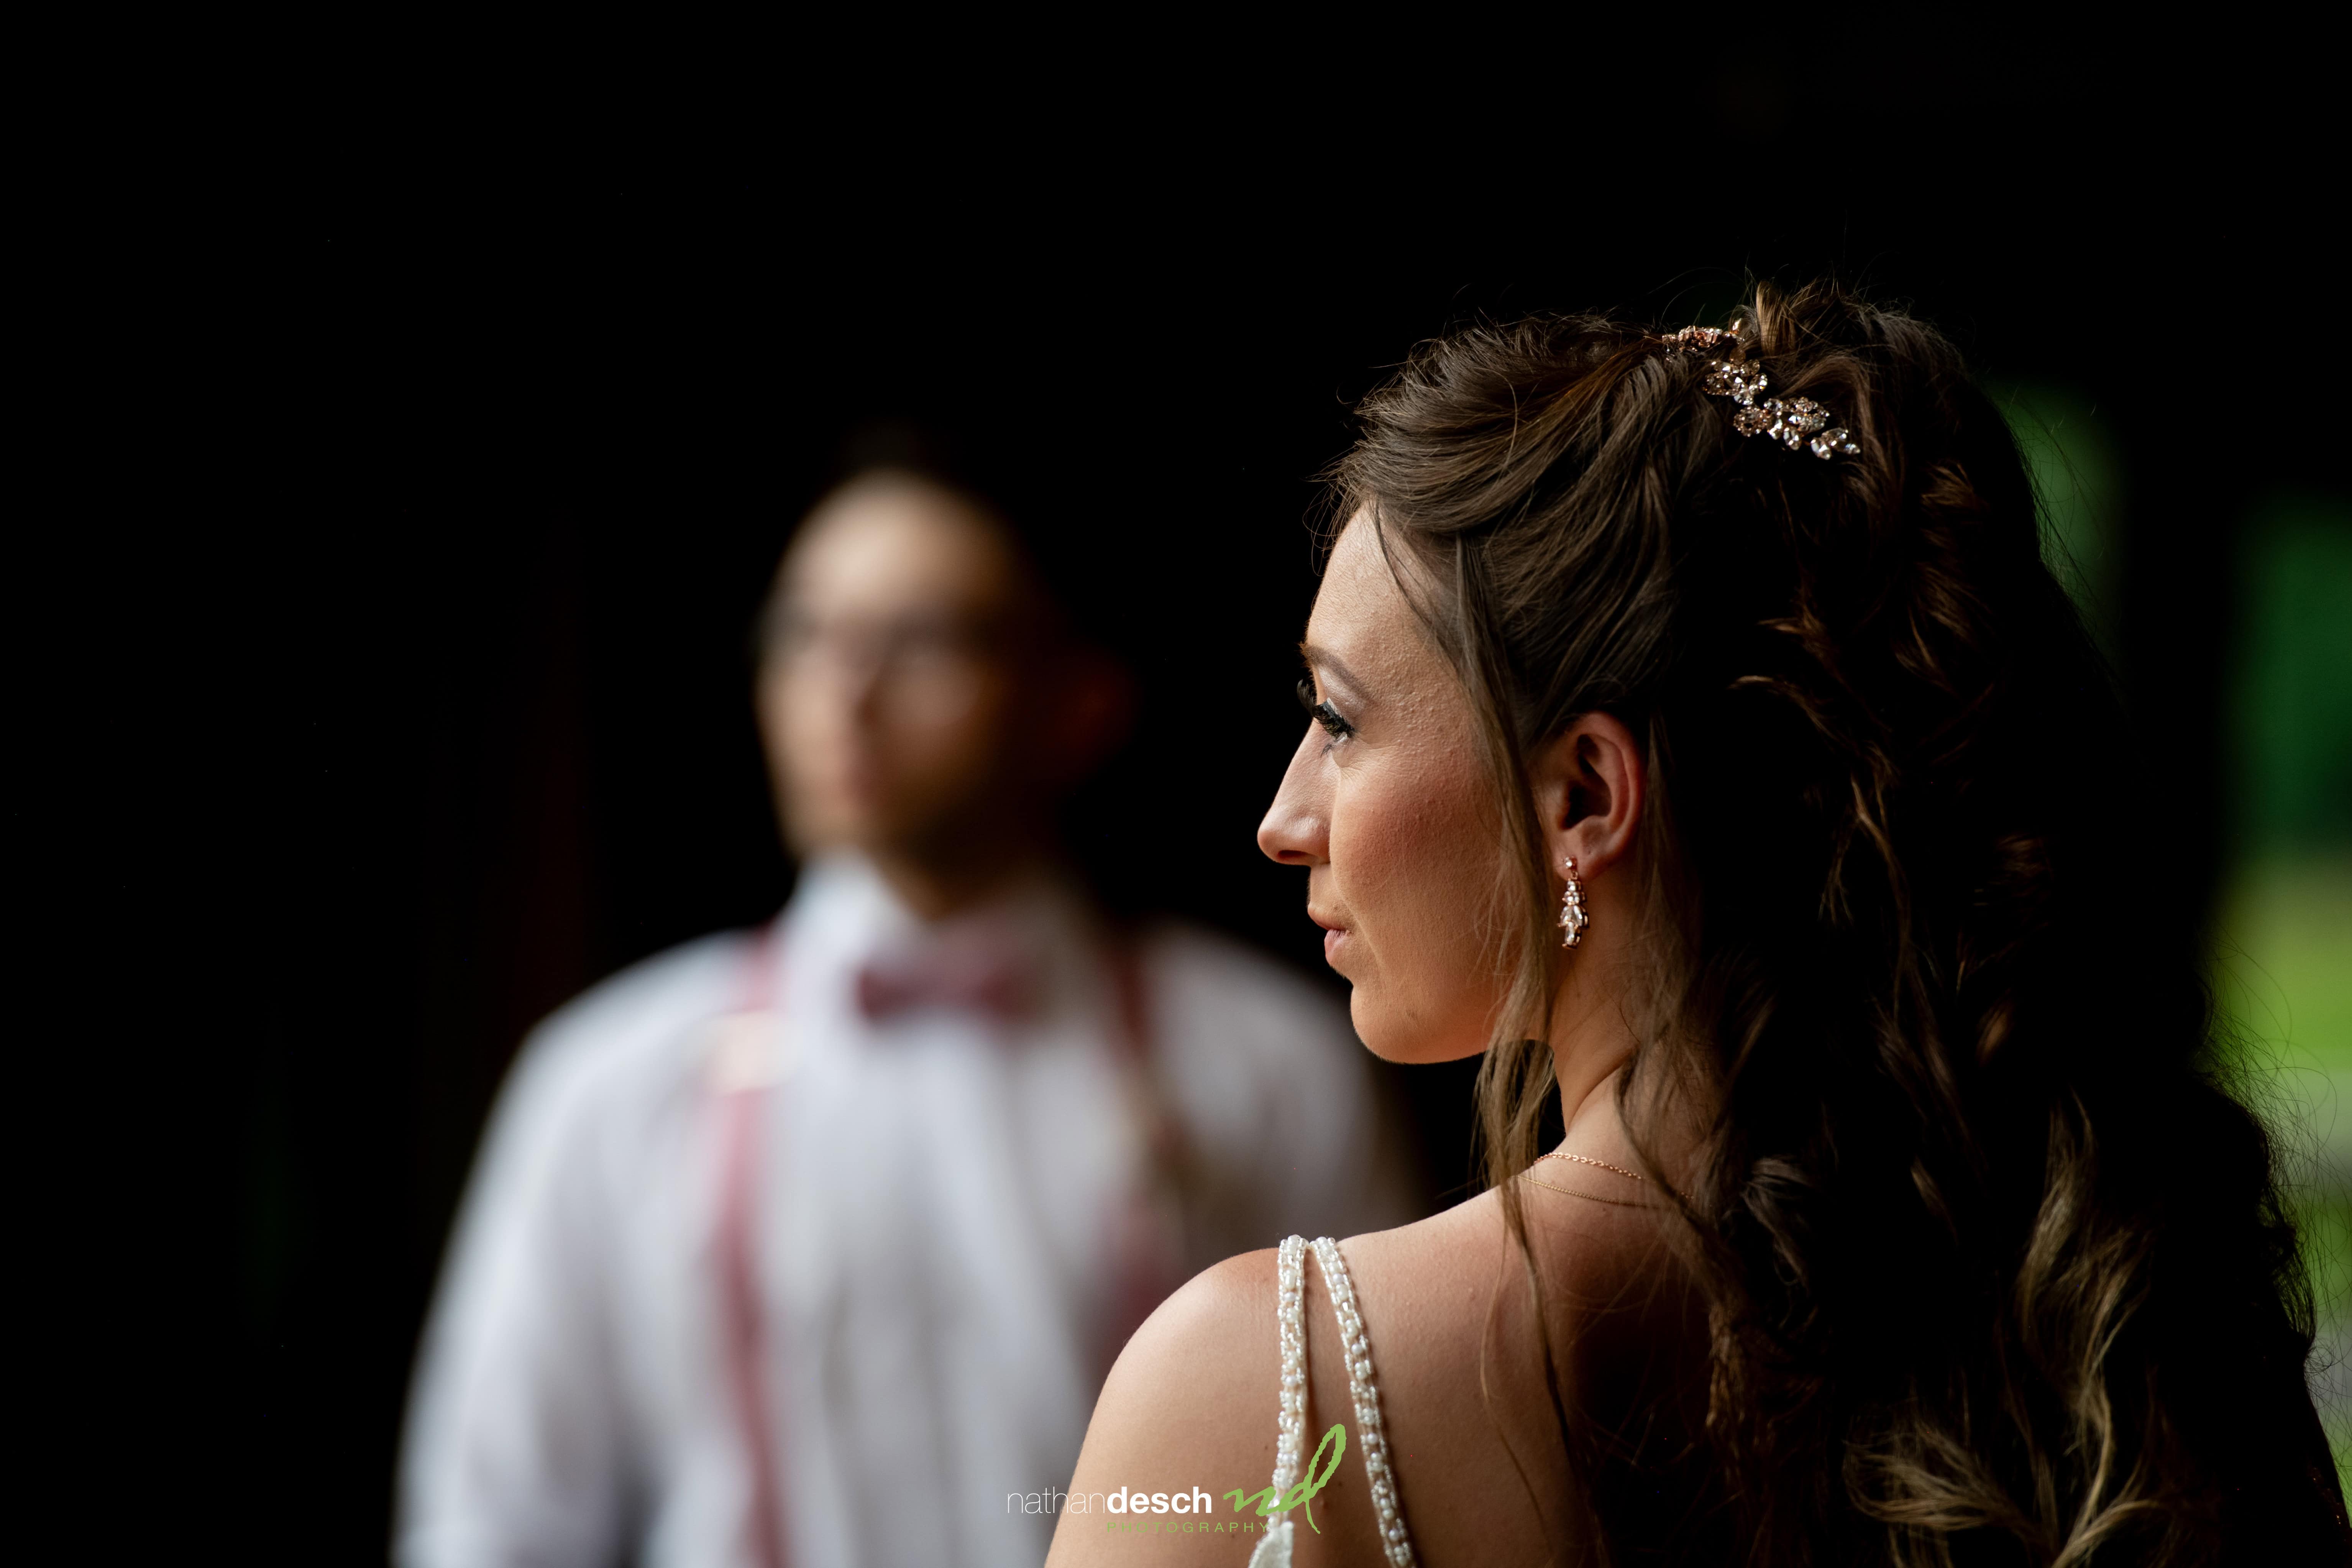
[1257,728,1330,866]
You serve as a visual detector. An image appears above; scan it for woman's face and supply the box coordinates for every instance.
[1258,514,1510,1062]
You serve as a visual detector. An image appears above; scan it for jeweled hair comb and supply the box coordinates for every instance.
[1662,324,1859,460]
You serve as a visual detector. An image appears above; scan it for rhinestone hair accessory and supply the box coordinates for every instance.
[1663,324,1859,460]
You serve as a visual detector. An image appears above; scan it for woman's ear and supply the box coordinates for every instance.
[1527,711,1646,880]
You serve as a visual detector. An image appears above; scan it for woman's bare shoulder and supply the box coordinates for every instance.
[1337,1176,1697,1565]
[1100,1246,1286,1472]
[1049,1177,1691,1566]
[1045,1205,1507,1567]
[1046,1250,1282,1566]
[1341,1158,1677,1320]
[1053,1194,1520,1476]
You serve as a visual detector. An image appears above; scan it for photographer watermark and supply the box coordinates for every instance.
[1010,1421,1350,1537]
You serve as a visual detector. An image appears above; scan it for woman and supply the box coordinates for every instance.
[1047,282,2349,1566]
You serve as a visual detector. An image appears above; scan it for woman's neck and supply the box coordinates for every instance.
[1544,932,1712,1184]
[1546,936,1640,1131]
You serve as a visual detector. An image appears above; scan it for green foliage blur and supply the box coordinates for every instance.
[2008,394,2352,1470]
[2233,514,2352,860]
[2215,507,2352,1470]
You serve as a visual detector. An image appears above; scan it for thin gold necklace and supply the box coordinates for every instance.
[1529,1148,1691,1208]
[1536,1149,1645,1183]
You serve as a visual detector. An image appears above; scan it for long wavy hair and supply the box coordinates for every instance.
[1333,282,2348,1565]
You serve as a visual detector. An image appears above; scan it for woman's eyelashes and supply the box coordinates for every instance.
[1295,677,1356,741]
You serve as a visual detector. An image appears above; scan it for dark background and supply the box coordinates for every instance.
[43,26,2341,1565]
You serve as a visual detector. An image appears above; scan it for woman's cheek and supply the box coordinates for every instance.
[1336,748,1501,1059]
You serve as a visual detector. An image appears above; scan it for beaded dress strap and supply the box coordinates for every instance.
[1271,1238,1311,1499]
[1248,1236,1419,1568]
[1312,1238,1416,1566]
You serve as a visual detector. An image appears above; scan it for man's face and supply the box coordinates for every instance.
[757,476,1042,859]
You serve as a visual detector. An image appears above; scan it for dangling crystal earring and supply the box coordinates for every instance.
[1558,857,1589,948]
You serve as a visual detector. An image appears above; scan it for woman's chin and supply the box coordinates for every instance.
[1347,987,1488,1065]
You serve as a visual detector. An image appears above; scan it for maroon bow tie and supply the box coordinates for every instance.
[853,941,1041,1025]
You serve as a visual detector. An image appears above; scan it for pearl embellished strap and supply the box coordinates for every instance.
[1312,1237,1418,1567]
[1270,1235,1310,1499]
[1246,1238,1311,1568]
[1251,1236,1420,1568]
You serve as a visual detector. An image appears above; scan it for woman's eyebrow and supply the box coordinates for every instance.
[1299,642,1369,699]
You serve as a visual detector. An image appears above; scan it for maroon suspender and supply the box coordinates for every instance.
[710,919,1186,1563]
[1098,934,1193,1374]
[714,924,789,1568]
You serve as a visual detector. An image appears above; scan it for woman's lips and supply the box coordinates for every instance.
[1311,912,1348,967]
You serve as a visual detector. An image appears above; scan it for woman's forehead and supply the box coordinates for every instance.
[1309,519,1423,665]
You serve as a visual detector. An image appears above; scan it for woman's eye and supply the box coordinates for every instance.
[1295,678,1353,740]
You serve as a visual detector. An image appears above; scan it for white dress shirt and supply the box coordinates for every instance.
[398,853,1411,1568]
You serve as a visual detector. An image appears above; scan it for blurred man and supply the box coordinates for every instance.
[398,465,1410,1568]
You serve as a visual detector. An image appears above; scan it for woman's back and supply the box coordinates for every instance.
[1052,1082,1710,1566]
